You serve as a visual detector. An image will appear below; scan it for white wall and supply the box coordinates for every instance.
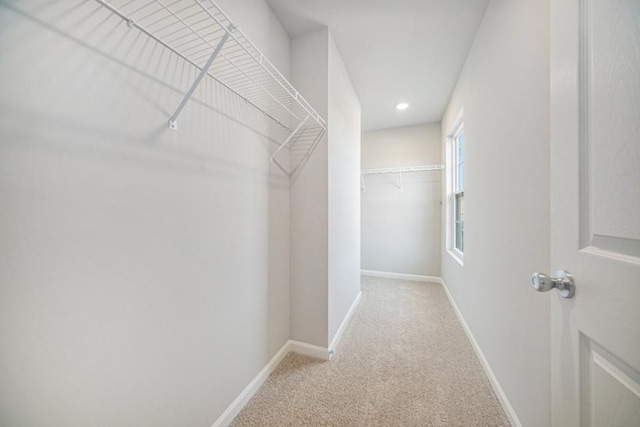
[289,28,330,347]
[361,124,442,276]
[0,1,292,425]
[290,29,361,348]
[327,33,361,346]
[440,1,550,426]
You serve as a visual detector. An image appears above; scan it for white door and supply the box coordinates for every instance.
[549,0,640,425]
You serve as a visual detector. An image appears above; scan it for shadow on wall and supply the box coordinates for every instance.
[0,0,300,185]
[0,0,298,424]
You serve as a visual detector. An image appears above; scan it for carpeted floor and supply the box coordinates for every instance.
[230,276,511,426]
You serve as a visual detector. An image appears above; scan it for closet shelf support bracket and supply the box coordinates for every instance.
[270,115,310,162]
[168,23,236,130]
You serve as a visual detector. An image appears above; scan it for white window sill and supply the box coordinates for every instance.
[448,249,464,266]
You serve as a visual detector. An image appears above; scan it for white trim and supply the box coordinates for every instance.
[361,269,441,283]
[449,108,465,133]
[447,248,464,266]
[439,278,523,427]
[446,109,465,258]
[212,277,521,427]
[211,338,333,427]
[329,291,362,353]
[210,340,291,427]
[288,340,331,361]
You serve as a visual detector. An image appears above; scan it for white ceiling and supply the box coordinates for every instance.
[265,0,489,131]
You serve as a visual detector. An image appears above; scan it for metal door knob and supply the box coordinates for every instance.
[531,270,575,298]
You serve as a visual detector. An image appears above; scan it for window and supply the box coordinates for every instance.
[447,112,464,263]
[452,125,464,254]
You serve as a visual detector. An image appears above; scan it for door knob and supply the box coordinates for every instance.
[531,270,575,298]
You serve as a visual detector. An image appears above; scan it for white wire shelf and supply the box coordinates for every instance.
[360,165,443,191]
[361,165,443,175]
[96,0,326,176]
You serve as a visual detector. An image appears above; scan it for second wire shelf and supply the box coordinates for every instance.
[360,165,444,191]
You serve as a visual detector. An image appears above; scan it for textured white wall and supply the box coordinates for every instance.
[0,0,292,425]
[440,1,550,426]
[327,33,361,346]
[361,124,442,276]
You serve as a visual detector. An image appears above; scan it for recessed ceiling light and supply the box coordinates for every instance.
[396,103,409,111]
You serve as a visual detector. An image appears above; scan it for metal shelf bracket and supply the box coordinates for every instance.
[94,0,326,176]
[271,115,310,162]
[169,24,236,130]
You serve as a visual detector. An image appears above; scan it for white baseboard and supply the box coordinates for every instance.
[329,291,362,353]
[211,338,332,427]
[210,340,291,427]
[361,269,441,283]
[213,280,522,427]
[289,340,331,361]
[439,279,522,427]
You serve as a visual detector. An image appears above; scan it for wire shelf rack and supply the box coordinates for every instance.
[360,165,443,191]
[361,165,444,175]
[95,0,326,176]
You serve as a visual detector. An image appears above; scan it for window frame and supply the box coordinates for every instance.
[452,124,464,255]
[447,111,464,265]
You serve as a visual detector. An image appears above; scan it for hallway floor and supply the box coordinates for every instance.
[231,276,510,426]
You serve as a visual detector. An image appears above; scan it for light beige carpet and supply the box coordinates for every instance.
[231,276,511,426]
